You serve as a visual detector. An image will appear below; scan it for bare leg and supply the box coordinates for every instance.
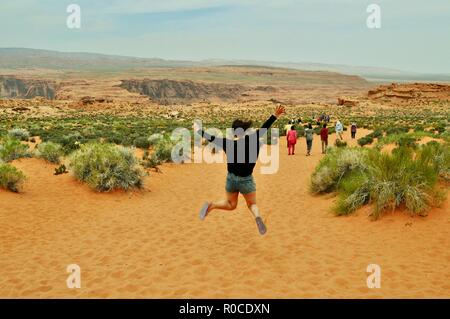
[207,192,238,214]
[243,192,266,235]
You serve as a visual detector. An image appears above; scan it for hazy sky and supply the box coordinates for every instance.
[1,0,449,73]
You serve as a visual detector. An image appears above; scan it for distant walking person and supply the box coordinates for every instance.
[287,125,297,155]
[351,122,357,139]
[305,123,314,156]
[196,105,285,235]
[320,123,329,154]
[335,120,343,140]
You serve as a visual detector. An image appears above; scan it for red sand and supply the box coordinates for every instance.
[1,131,449,298]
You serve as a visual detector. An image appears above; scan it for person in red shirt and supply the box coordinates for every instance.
[286,125,298,155]
[320,123,329,154]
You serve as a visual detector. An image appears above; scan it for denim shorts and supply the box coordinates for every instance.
[225,173,256,194]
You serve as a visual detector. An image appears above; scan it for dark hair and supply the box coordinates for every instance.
[291,125,295,130]
[232,119,253,131]
[323,123,327,128]
[308,123,313,129]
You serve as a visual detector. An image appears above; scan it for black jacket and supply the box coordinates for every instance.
[198,115,277,177]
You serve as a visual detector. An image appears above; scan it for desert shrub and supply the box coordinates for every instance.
[133,136,151,149]
[153,136,177,163]
[367,147,439,219]
[69,143,144,192]
[54,164,68,175]
[310,147,368,193]
[434,124,446,134]
[418,141,450,182]
[311,145,446,219]
[142,150,162,170]
[0,163,26,192]
[0,136,31,162]
[396,135,418,148]
[58,132,84,154]
[334,139,347,148]
[357,135,374,147]
[36,142,63,164]
[370,129,383,139]
[334,171,371,215]
[385,127,408,136]
[8,128,30,141]
[147,133,164,147]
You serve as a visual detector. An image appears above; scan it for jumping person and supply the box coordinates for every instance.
[287,125,297,155]
[305,123,314,156]
[196,105,285,235]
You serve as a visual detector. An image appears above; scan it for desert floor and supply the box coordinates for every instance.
[0,130,449,298]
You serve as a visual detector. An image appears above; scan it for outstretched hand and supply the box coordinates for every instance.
[274,105,286,118]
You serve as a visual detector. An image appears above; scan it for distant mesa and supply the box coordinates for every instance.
[0,76,56,100]
[119,79,248,104]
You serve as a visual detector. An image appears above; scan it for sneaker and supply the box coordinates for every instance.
[255,217,267,235]
[199,202,210,221]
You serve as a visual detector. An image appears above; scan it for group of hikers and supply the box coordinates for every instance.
[195,106,358,235]
[286,118,357,156]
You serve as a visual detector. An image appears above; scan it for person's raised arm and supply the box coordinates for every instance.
[260,105,285,130]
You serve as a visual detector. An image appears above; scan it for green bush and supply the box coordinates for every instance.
[8,128,30,141]
[396,135,418,148]
[311,145,446,219]
[153,136,176,163]
[370,129,383,139]
[334,171,371,215]
[69,143,144,192]
[0,163,26,192]
[133,136,151,149]
[357,135,374,147]
[334,139,347,148]
[0,136,31,162]
[148,133,164,147]
[310,147,368,193]
[37,142,63,164]
[367,147,439,218]
[142,150,162,170]
[57,132,84,154]
[418,141,450,182]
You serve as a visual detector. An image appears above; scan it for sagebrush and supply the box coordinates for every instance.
[70,143,145,192]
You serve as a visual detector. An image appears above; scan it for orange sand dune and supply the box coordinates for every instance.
[1,130,449,298]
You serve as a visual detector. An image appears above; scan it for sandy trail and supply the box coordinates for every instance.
[0,129,449,298]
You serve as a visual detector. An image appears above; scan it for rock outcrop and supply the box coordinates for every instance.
[0,76,57,99]
[79,96,113,106]
[119,79,248,104]
[368,83,450,105]
[337,97,359,107]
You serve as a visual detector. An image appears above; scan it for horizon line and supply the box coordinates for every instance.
[3,46,447,76]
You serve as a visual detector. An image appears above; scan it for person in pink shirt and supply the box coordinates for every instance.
[287,125,298,155]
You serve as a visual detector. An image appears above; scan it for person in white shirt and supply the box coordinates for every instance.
[335,120,344,140]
